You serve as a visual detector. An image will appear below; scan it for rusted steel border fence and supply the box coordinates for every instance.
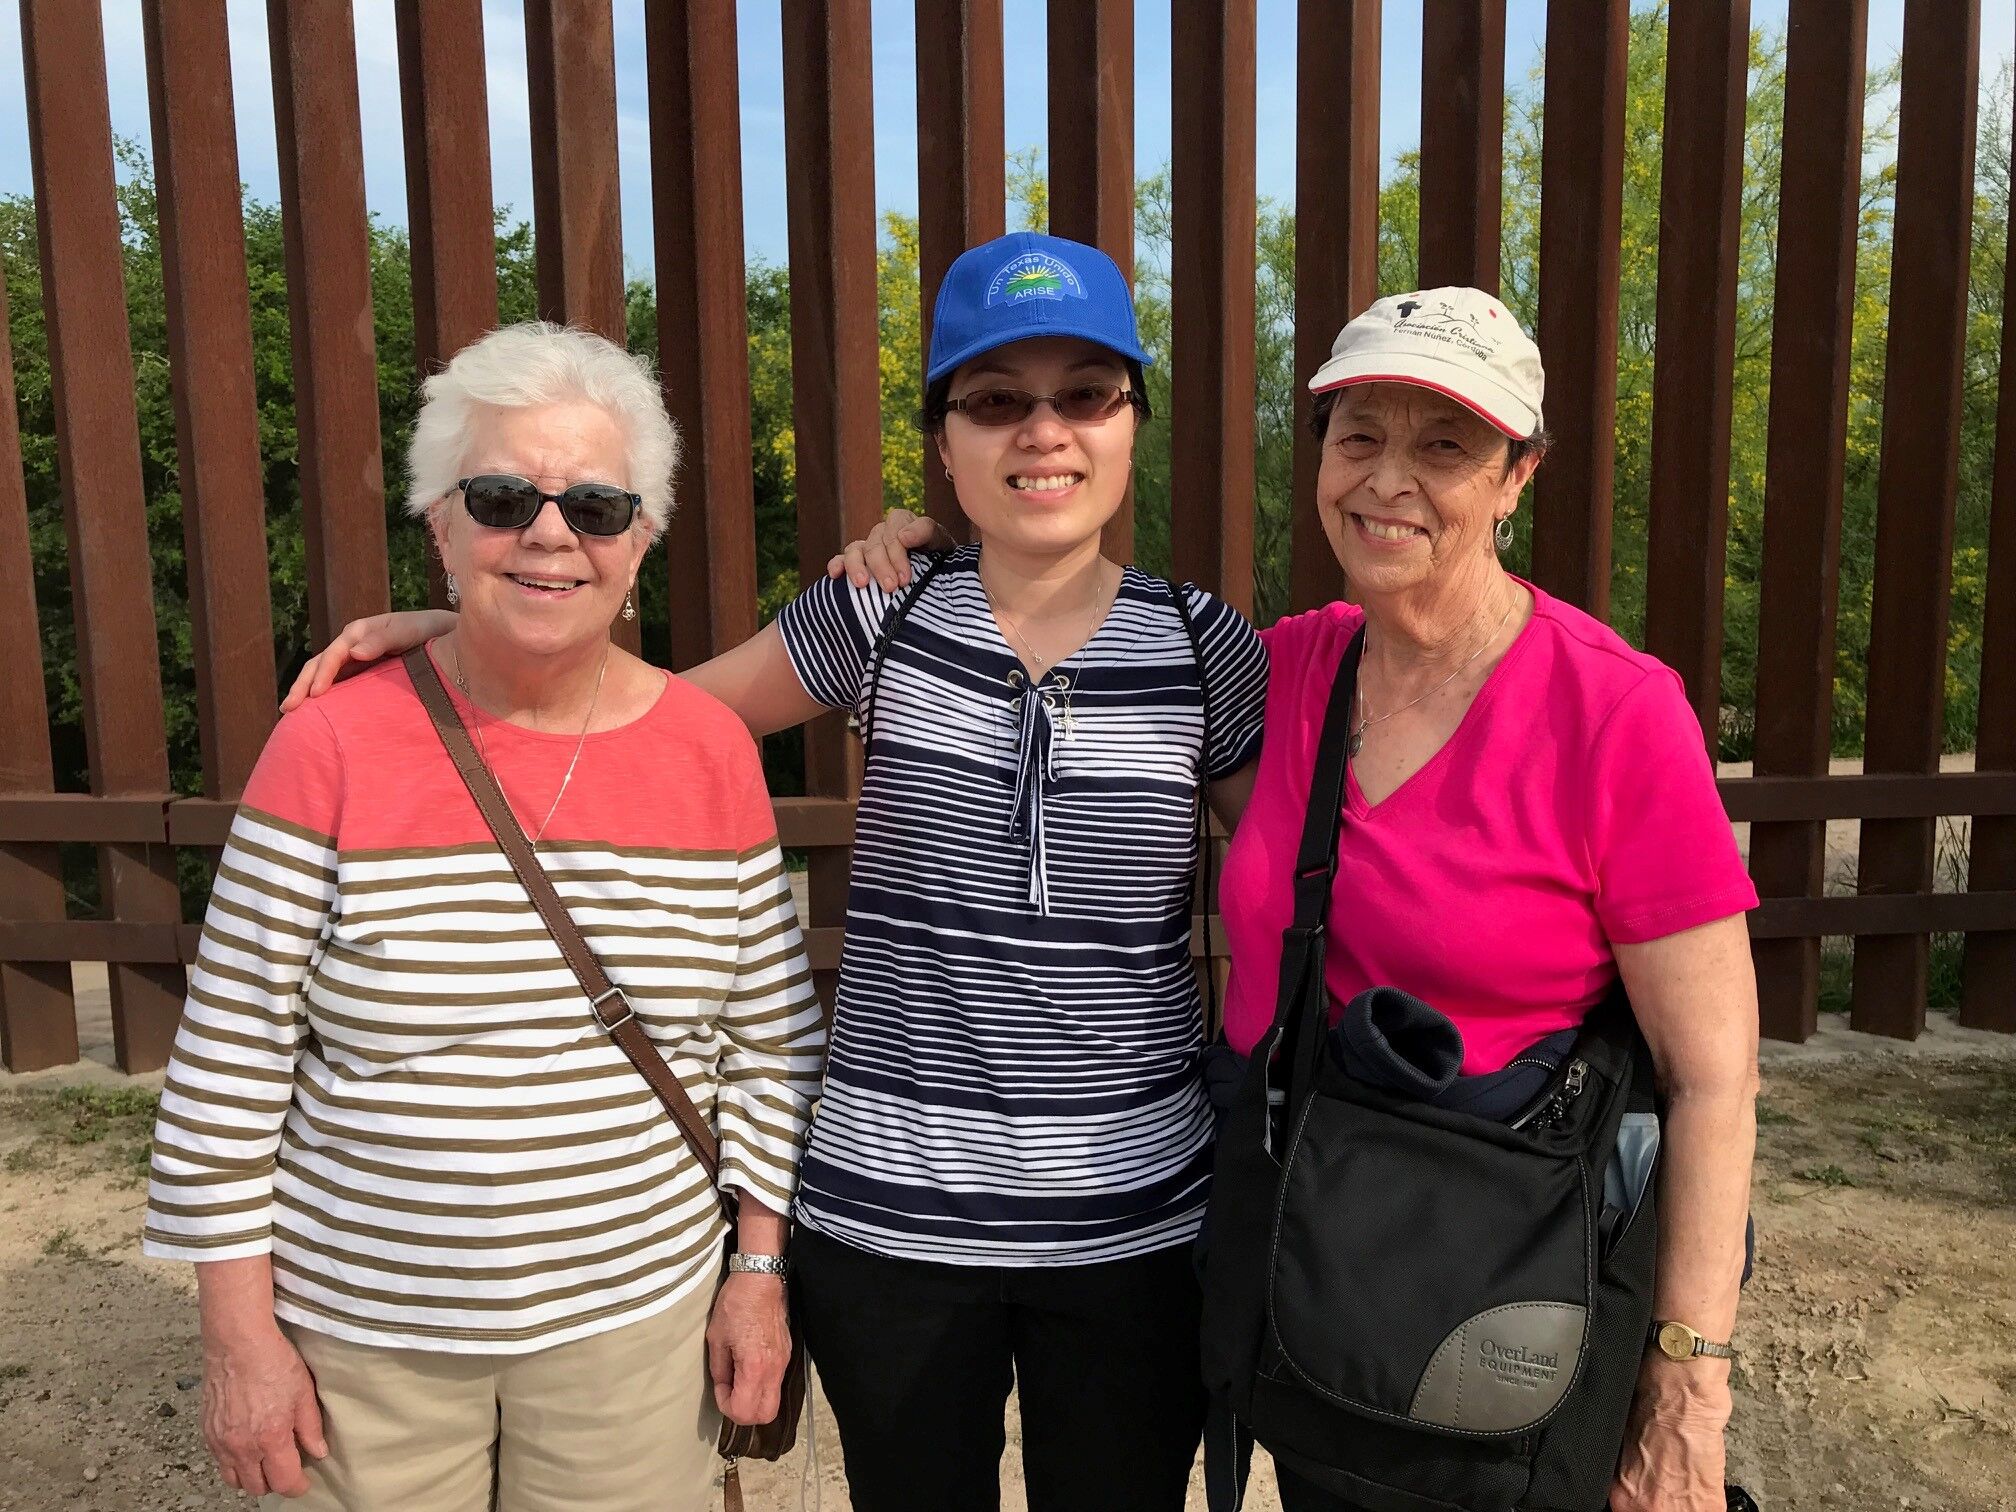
[1,0,2012,1073]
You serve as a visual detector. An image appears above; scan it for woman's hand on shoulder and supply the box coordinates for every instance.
[825,508,955,592]
[280,610,459,711]
[1608,1355,1732,1512]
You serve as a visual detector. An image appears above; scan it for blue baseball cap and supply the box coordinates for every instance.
[926,231,1152,384]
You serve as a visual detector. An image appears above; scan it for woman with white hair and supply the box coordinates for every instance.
[143,322,825,1510]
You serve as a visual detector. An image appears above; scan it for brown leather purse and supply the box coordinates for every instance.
[406,648,807,1510]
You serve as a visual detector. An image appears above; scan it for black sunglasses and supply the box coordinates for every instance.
[455,475,641,537]
[944,382,1141,428]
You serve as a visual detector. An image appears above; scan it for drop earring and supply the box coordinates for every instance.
[1494,515,1514,552]
[445,572,459,607]
[622,588,637,622]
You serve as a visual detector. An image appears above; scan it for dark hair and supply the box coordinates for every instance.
[1307,386,1552,479]
[917,358,1152,434]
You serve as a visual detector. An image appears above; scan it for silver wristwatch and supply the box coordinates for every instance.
[727,1252,789,1279]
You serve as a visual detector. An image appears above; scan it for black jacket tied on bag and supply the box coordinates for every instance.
[1197,628,1665,1512]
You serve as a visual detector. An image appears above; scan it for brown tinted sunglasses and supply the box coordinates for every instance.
[944,382,1143,427]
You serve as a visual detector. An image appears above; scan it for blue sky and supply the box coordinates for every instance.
[0,1,2007,276]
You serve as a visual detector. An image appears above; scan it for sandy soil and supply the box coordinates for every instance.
[1,1042,2009,1512]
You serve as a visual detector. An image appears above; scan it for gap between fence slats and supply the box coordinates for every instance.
[1289,0,1380,617]
[0,255,73,1072]
[144,0,279,797]
[650,1,759,670]
[1170,0,1257,612]
[21,0,186,1071]
[1852,0,1981,1039]
[915,0,1005,539]
[268,0,391,647]
[1528,0,1625,619]
[1416,0,1504,292]
[781,0,883,1016]
[1747,0,1868,1042]
[1048,0,1136,562]
[1962,72,2016,1033]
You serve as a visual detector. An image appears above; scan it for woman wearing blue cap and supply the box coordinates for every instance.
[841,287,1760,1512]
[285,232,1268,1510]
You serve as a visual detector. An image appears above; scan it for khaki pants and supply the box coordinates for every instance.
[265,1281,721,1512]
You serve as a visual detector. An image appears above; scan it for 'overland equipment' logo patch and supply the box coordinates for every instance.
[1477,1337,1561,1391]
[986,252,1087,306]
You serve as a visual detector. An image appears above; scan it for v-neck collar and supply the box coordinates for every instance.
[1343,582,1542,820]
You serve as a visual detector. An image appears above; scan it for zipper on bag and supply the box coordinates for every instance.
[1511,1057,1589,1131]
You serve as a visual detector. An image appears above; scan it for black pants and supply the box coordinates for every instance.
[793,1226,1208,1512]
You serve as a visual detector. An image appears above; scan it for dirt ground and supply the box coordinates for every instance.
[1,1038,2010,1512]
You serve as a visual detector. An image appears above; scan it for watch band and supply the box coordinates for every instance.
[728,1252,790,1279]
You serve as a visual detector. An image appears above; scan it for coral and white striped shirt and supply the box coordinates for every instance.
[141,654,825,1353]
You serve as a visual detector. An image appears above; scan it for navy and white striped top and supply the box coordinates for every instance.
[777,547,1268,1265]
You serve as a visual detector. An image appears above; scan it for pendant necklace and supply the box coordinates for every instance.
[987,568,1111,740]
[451,641,609,846]
[1349,590,1520,758]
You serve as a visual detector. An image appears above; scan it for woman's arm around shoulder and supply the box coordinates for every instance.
[1181,583,1268,835]
[282,609,459,710]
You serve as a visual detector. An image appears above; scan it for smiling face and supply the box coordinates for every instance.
[934,336,1138,557]
[1315,383,1538,600]
[431,398,649,662]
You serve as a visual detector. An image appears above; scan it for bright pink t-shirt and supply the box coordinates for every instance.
[1219,585,1758,1073]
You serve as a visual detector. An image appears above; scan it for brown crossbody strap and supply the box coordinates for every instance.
[403,647,734,1223]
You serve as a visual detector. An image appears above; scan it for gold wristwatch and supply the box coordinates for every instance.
[1650,1320,1736,1362]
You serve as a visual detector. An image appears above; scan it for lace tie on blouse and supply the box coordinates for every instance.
[1006,668,1070,914]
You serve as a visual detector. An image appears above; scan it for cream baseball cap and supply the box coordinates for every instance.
[1306,287,1545,439]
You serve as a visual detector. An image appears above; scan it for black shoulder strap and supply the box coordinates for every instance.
[1169,581,1219,1032]
[1274,627,1366,1107]
[850,550,952,749]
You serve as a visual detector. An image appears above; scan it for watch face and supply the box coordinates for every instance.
[1658,1322,1695,1359]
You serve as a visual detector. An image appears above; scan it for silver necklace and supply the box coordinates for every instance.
[986,568,1111,676]
[451,641,609,846]
[984,568,1112,740]
[1350,590,1520,758]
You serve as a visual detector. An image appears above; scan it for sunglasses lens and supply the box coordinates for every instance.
[560,485,636,536]
[1057,383,1127,422]
[960,388,1036,427]
[462,476,541,528]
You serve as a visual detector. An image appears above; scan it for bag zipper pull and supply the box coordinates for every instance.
[1528,1058,1590,1130]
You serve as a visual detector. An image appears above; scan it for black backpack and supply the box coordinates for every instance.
[1197,627,1663,1512]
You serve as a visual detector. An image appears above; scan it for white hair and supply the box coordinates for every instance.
[403,321,679,539]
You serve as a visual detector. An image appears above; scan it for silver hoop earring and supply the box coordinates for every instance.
[444,572,459,607]
[1494,516,1514,552]
[944,467,954,482]
[621,589,637,622]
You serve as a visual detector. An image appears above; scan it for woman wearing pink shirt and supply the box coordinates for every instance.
[1208,290,1757,1512]
[834,287,1757,1511]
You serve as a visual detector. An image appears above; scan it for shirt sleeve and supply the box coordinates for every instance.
[773,551,935,716]
[1182,585,1268,780]
[1586,668,1759,944]
[142,707,344,1262]
[712,757,827,1213]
